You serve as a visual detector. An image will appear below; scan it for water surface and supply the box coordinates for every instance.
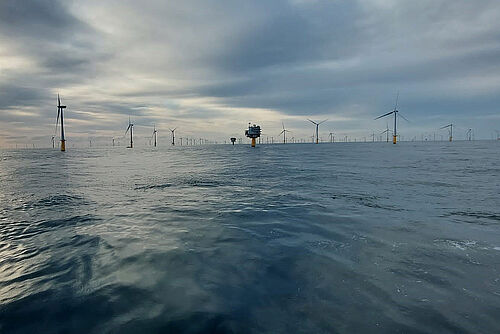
[1,141,499,333]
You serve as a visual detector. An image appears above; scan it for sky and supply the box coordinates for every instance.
[1,0,500,147]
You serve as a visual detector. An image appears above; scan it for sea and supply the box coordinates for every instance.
[0,141,499,333]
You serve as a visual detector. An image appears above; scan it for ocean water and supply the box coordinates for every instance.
[0,141,499,333]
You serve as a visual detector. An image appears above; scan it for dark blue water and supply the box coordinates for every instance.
[1,141,499,333]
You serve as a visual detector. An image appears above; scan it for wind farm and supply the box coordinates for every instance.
[25,85,495,150]
[43,99,496,150]
[2,2,500,334]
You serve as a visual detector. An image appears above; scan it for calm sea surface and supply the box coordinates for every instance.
[0,141,499,333]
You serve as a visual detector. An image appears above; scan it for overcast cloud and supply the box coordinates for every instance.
[1,0,500,146]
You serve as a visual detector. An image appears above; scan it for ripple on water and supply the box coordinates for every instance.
[442,210,500,225]
[1,142,499,333]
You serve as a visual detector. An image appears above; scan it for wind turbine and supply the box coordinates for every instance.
[374,92,408,144]
[329,132,335,143]
[152,124,158,147]
[381,129,391,142]
[466,128,472,141]
[51,135,55,148]
[308,118,328,144]
[170,128,177,146]
[381,123,392,142]
[440,124,453,142]
[55,94,67,151]
[279,122,291,143]
[125,117,134,148]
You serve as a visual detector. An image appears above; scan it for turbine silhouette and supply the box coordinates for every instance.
[55,94,67,151]
[308,119,328,144]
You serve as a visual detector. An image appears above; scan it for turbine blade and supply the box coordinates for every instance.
[307,119,317,125]
[318,119,328,125]
[55,108,60,132]
[374,111,394,120]
[398,112,410,122]
[282,122,285,130]
[394,91,399,111]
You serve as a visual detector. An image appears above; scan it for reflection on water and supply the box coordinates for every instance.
[0,141,499,333]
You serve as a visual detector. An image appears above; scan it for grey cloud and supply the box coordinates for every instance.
[0,84,49,109]
[212,1,362,73]
[1,0,500,145]
[0,0,82,39]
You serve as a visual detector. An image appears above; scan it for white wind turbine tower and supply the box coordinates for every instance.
[279,122,291,144]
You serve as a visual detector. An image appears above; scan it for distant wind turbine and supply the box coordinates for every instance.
[440,123,453,142]
[381,129,393,142]
[279,122,291,144]
[374,92,408,144]
[152,124,158,147]
[125,117,134,148]
[381,123,392,142]
[170,128,177,146]
[466,128,472,141]
[329,132,335,143]
[308,119,328,144]
[55,94,67,151]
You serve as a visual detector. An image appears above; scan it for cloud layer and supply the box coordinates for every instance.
[1,0,500,146]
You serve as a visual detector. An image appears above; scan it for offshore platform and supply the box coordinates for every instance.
[245,123,261,147]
